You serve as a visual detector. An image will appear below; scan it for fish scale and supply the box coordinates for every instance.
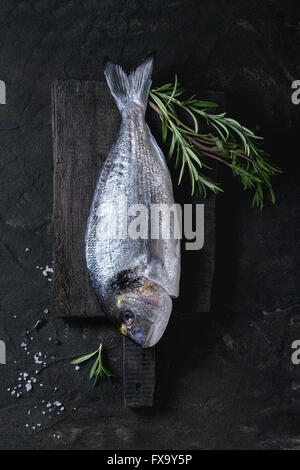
[85,55,181,347]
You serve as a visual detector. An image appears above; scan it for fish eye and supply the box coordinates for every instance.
[120,310,135,326]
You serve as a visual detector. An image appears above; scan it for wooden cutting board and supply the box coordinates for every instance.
[51,80,223,407]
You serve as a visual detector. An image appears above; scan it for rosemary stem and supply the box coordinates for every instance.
[149,99,253,163]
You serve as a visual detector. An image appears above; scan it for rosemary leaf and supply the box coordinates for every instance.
[70,349,98,365]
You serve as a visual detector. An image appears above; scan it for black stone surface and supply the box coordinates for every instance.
[0,0,299,450]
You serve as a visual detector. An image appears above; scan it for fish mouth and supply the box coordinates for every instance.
[142,295,172,348]
[116,280,174,348]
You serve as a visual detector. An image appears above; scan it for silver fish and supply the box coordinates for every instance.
[85,55,181,348]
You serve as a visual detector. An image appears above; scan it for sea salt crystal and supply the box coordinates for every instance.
[34,353,43,364]
[41,266,54,277]
[25,383,32,392]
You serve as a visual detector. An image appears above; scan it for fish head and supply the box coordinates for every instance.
[108,278,172,348]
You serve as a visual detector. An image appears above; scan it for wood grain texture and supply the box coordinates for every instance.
[52,80,119,317]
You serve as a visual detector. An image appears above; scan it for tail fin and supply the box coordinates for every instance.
[103,54,154,113]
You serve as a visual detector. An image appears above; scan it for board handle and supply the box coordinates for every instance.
[123,336,155,407]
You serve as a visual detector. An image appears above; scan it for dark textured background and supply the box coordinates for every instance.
[0,0,299,450]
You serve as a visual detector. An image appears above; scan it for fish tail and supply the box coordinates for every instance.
[103,53,154,113]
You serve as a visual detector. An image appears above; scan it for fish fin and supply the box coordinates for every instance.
[104,54,154,112]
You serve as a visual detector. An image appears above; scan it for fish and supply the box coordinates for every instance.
[85,54,181,348]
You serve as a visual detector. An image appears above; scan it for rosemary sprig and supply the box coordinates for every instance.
[149,76,281,209]
[70,343,114,386]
